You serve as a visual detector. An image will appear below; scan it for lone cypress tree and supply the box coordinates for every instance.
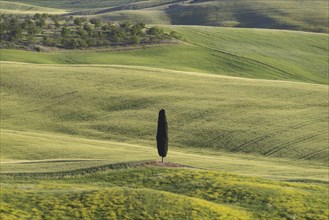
[156,109,168,163]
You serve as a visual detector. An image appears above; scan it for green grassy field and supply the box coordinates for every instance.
[1,185,255,220]
[1,62,328,164]
[89,10,171,25]
[3,127,327,219]
[0,1,67,14]
[1,164,328,219]
[2,129,328,181]
[1,6,328,219]
[1,127,328,219]
[1,26,328,84]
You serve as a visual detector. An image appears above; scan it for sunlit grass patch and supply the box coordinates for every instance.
[1,167,328,219]
[0,185,252,220]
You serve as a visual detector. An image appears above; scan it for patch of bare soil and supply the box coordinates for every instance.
[126,160,195,169]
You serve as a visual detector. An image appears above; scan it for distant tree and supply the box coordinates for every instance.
[170,31,181,40]
[65,16,74,24]
[27,22,40,36]
[107,27,125,43]
[0,13,174,49]
[156,109,168,163]
[21,17,32,29]
[8,17,23,41]
[76,38,88,48]
[130,35,141,44]
[41,13,48,19]
[83,24,93,35]
[33,13,41,20]
[119,21,131,32]
[147,27,163,36]
[42,36,51,45]
[35,17,46,28]
[130,22,145,36]
[50,15,60,28]
[146,27,165,42]
[61,27,70,37]
[92,30,104,39]
[74,17,86,26]
[77,28,88,39]
[9,28,23,41]
[0,17,9,36]
[90,18,101,28]
[54,21,60,28]
[61,38,77,49]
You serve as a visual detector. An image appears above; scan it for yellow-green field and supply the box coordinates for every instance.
[0,1,67,14]
[1,128,328,219]
[2,129,328,181]
[1,60,328,218]
[1,26,328,84]
[1,62,328,163]
[0,16,328,220]
[1,162,328,219]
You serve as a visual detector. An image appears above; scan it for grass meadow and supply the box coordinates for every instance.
[1,165,328,219]
[0,1,67,14]
[1,62,327,163]
[2,129,328,181]
[1,26,328,84]
[0,15,328,220]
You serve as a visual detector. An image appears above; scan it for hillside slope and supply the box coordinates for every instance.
[0,0,149,9]
[6,0,328,32]
[2,185,252,220]
[0,1,67,14]
[1,166,328,219]
[165,0,328,32]
[1,62,328,163]
[1,26,328,85]
[1,2,328,219]
[2,129,328,181]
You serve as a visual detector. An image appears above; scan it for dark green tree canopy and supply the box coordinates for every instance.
[0,13,176,50]
[156,109,168,162]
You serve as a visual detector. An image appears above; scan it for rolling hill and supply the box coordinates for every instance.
[164,0,329,32]
[1,62,328,163]
[1,162,328,219]
[2,129,328,181]
[0,1,67,14]
[2,184,252,220]
[1,26,328,84]
[3,0,328,32]
[0,2,328,219]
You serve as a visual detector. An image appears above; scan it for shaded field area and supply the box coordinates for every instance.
[1,63,328,163]
[4,0,328,32]
[164,0,329,32]
[1,0,150,10]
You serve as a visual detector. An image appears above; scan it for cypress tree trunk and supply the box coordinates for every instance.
[156,109,168,163]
